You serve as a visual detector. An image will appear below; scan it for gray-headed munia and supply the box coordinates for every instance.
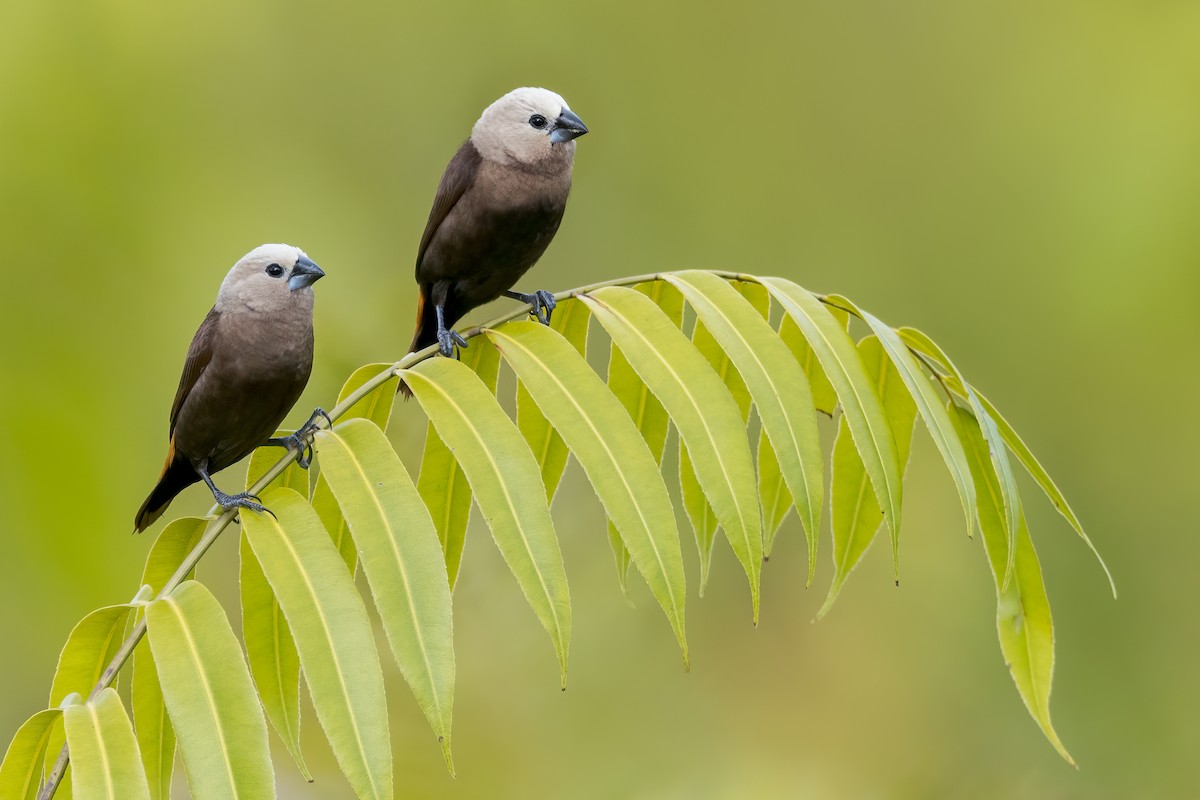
[401,87,588,395]
[134,243,326,532]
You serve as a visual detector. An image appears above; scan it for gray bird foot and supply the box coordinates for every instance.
[506,289,557,325]
[212,488,275,521]
[268,407,331,468]
[437,327,469,357]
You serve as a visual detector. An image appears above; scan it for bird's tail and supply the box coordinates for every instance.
[134,442,199,533]
[399,287,439,399]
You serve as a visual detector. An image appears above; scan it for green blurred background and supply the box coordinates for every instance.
[2,0,1197,797]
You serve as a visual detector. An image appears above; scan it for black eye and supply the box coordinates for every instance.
[529,114,548,129]
[266,263,284,277]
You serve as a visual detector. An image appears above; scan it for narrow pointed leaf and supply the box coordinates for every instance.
[678,442,718,592]
[760,277,903,557]
[403,357,571,684]
[47,608,133,712]
[64,689,150,800]
[316,419,456,770]
[582,286,762,623]
[667,271,824,586]
[239,536,310,781]
[756,434,791,558]
[145,580,274,800]
[949,404,1073,764]
[312,362,402,575]
[490,322,689,665]
[604,281,682,597]
[675,283,756,594]
[48,606,135,709]
[242,489,392,800]
[819,336,917,616]
[0,708,61,800]
[898,326,1019,589]
[823,296,977,540]
[132,516,206,800]
[926,372,1115,595]
[516,298,591,501]
[417,338,502,589]
[335,362,401,431]
[759,307,847,556]
[312,477,358,574]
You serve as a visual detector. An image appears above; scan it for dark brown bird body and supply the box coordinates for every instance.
[404,87,588,372]
[134,244,324,532]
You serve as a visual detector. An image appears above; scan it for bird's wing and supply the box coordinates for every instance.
[168,307,220,435]
[415,140,483,274]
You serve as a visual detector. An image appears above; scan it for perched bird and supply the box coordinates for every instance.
[133,244,326,532]
[404,86,589,374]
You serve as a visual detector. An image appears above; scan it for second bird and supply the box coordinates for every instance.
[405,86,589,370]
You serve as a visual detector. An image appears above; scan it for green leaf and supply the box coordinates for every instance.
[48,606,135,708]
[758,307,847,557]
[0,708,61,800]
[823,297,978,541]
[312,477,358,574]
[417,338,502,590]
[403,356,571,685]
[64,688,150,800]
[334,362,401,431]
[678,443,719,593]
[604,281,682,598]
[311,362,402,576]
[819,336,917,617]
[315,419,456,771]
[145,581,274,800]
[898,327,1019,590]
[132,516,207,800]
[242,489,393,800]
[760,278,903,564]
[667,272,824,587]
[674,281,758,594]
[239,535,310,781]
[489,322,689,666]
[929,375,1116,596]
[949,404,1073,764]
[582,285,763,624]
[516,298,591,502]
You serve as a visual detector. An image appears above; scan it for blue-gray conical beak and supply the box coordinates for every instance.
[549,109,589,143]
[288,256,325,291]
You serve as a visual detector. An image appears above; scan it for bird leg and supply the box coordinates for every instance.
[435,303,469,357]
[504,289,557,326]
[266,407,331,469]
[196,460,274,520]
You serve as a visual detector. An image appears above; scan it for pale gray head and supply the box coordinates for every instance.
[470,87,589,168]
[215,243,325,314]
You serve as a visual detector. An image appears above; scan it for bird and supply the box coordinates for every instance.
[402,86,588,392]
[133,244,327,532]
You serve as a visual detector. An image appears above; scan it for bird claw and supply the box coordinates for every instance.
[267,407,330,469]
[437,327,469,357]
[213,489,274,520]
[531,290,557,325]
[506,289,558,325]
